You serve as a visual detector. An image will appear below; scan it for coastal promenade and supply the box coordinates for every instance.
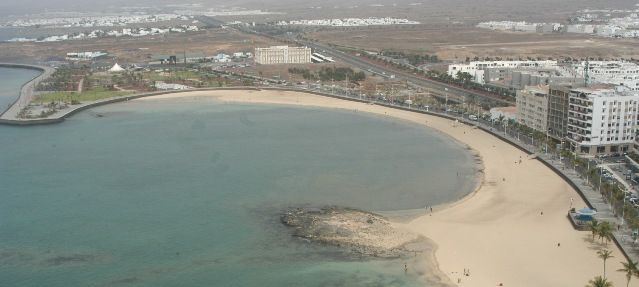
[488,124,639,263]
[0,63,55,119]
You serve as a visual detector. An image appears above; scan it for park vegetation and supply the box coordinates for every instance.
[288,67,366,82]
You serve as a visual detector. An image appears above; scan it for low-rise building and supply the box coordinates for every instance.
[448,60,559,84]
[573,61,639,91]
[485,67,584,90]
[154,81,191,90]
[150,53,212,65]
[566,24,596,34]
[65,51,108,61]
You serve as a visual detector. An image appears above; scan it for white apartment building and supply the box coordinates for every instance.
[516,85,549,132]
[573,61,639,91]
[566,86,639,155]
[566,24,596,34]
[65,51,108,60]
[448,60,558,84]
[254,46,312,65]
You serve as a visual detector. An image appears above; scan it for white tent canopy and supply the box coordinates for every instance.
[109,63,125,72]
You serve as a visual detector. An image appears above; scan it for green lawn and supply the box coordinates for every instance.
[143,71,199,81]
[34,88,133,104]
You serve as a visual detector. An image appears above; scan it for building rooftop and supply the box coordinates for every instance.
[522,85,550,95]
[572,84,635,98]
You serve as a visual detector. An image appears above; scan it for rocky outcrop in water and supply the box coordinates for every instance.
[281,206,423,258]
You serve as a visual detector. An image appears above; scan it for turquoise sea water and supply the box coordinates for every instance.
[0,67,40,113]
[0,94,477,286]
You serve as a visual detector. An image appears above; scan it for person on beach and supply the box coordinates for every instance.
[404,263,408,274]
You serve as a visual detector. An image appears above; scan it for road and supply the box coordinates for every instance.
[233,26,512,107]
[298,40,513,107]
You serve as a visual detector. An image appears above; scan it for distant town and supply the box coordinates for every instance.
[477,8,639,38]
[276,17,420,27]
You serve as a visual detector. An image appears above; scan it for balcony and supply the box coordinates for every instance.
[568,105,593,115]
[568,114,592,124]
[567,125,592,136]
[569,99,592,108]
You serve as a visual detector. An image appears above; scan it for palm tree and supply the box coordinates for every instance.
[586,276,613,287]
[590,220,600,241]
[597,249,614,278]
[598,222,614,246]
[618,260,639,287]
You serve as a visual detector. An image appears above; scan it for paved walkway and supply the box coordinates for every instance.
[0,63,55,119]
[464,116,639,263]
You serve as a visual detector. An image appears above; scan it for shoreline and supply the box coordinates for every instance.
[2,88,631,285]
[132,90,628,286]
[0,63,55,118]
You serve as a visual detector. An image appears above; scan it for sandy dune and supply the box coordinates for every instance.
[136,89,630,286]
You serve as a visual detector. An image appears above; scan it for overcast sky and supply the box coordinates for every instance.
[1,0,637,17]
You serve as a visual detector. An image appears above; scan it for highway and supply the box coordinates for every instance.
[299,40,513,107]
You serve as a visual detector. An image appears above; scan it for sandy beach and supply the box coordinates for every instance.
[136,89,630,286]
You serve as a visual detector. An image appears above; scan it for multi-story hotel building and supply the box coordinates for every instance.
[516,85,550,132]
[547,85,573,139]
[254,46,312,65]
[566,85,639,155]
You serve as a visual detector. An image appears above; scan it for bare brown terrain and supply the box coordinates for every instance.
[0,28,281,64]
[214,0,636,24]
[308,25,639,61]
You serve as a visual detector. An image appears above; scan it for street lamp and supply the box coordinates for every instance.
[531,133,535,146]
[504,120,507,136]
[445,88,449,114]
[599,163,603,195]
[622,193,626,226]
[545,129,550,154]
[586,160,590,185]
